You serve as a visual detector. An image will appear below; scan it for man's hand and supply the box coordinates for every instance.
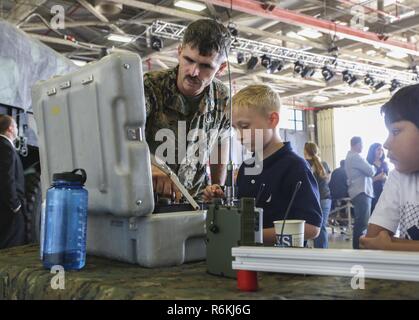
[360,230,392,250]
[202,184,225,202]
[151,164,182,201]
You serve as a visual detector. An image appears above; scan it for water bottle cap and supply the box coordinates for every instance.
[53,168,87,185]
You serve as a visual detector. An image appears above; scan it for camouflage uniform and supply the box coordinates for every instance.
[144,66,230,197]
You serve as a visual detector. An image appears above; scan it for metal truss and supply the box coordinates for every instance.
[150,20,418,85]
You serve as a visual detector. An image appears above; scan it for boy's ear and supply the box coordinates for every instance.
[215,61,228,77]
[269,111,280,128]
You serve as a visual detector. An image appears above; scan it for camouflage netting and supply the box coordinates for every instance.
[1,245,419,300]
[0,19,77,110]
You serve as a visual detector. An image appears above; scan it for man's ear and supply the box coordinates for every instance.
[215,61,228,77]
[178,44,183,57]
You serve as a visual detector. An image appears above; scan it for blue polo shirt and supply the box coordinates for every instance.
[237,142,322,228]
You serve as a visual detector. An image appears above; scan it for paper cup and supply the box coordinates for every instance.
[274,220,305,247]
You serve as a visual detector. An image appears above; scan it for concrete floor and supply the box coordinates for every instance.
[306,226,353,249]
[328,227,353,249]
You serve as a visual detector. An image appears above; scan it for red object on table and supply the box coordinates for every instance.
[237,270,258,292]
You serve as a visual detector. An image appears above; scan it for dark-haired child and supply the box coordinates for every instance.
[360,84,419,251]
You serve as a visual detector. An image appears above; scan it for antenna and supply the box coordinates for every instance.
[255,183,266,208]
[278,181,302,247]
[223,44,235,207]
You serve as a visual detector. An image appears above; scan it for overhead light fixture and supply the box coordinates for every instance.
[260,54,271,69]
[236,52,244,64]
[174,0,206,12]
[301,66,315,78]
[107,33,134,43]
[151,36,163,51]
[247,56,259,70]
[267,60,284,74]
[342,70,357,85]
[399,9,415,20]
[94,1,123,15]
[286,31,306,41]
[294,61,304,75]
[321,66,334,82]
[71,59,87,67]
[336,21,348,26]
[364,74,375,87]
[387,50,408,59]
[297,28,323,39]
[390,79,401,93]
[374,81,386,91]
[312,95,330,103]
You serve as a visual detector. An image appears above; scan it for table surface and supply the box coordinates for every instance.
[1,245,419,300]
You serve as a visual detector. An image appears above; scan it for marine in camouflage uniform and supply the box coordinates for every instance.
[144,66,230,197]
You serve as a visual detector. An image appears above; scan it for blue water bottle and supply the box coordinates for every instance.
[42,169,88,270]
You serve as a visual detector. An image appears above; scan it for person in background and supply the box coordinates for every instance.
[345,136,375,249]
[360,84,419,251]
[304,142,332,248]
[0,115,25,249]
[329,160,348,201]
[366,143,389,212]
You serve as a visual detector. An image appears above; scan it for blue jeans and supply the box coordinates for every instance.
[351,193,372,249]
[314,198,332,248]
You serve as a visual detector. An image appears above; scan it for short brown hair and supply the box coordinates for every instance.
[232,84,281,115]
[182,19,231,58]
[350,136,362,147]
[0,115,13,135]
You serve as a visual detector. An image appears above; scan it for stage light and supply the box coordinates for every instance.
[247,56,258,70]
[321,66,334,81]
[374,81,386,91]
[294,61,304,75]
[342,70,357,85]
[268,60,283,74]
[237,52,244,64]
[364,74,375,87]
[151,36,163,51]
[228,23,239,38]
[261,54,271,69]
[301,66,315,78]
[390,79,401,93]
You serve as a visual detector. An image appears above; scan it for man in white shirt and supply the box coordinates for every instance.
[0,115,25,248]
[345,136,375,249]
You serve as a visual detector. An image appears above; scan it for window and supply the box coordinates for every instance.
[333,105,394,170]
[279,106,304,131]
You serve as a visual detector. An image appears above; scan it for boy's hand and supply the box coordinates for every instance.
[360,230,392,250]
[203,184,225,202]
[378,172,387,181]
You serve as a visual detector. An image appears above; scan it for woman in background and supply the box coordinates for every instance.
[367,143,389,213]
[304,142,331,248]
